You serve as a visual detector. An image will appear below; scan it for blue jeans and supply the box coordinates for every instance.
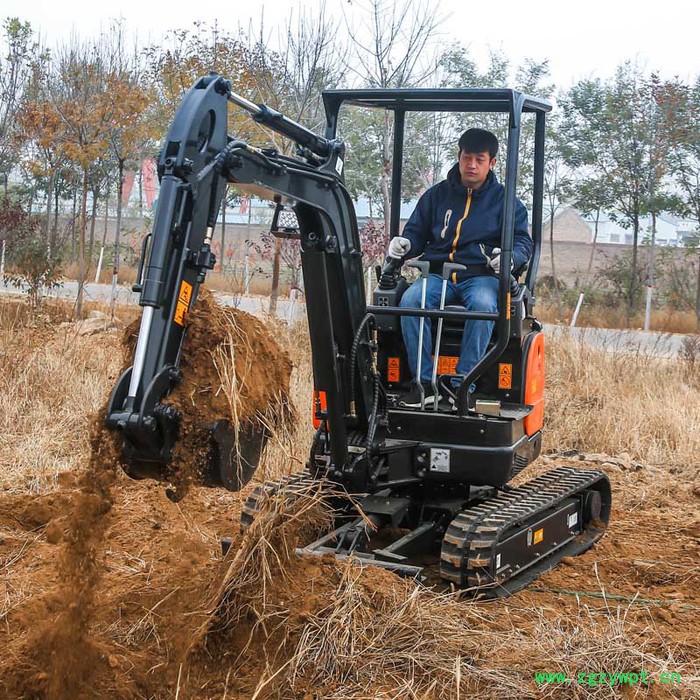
[400,274,498,386]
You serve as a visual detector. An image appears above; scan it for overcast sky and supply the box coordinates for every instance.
[4,0,699,90]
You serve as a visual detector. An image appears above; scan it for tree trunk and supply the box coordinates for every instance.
[549,213,557,286]
[52,184,60,252]
[111,159,125,318]
[45,168,55,247]
[269,237,281,315]
[75,168,89,320]
[71,185,78,263]
[381,110,392,236]
[220,194,226,274]
[627,214,640,326]
[695,247,700,331]
[138,163,143,218]
[644,210,657,331]
[88,187,98,270]
[585,208,601,280]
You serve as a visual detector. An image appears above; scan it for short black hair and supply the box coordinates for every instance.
[458,128,498,159]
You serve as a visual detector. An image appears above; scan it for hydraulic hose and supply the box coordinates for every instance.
[348,313,376,418]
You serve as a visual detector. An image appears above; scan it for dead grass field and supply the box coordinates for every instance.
[0,295,698,699]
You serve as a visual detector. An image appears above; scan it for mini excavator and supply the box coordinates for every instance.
[106,74,611,595]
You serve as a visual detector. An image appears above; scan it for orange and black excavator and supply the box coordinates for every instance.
[106,74,610,595]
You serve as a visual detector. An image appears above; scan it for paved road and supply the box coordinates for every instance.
[1,278,694,358]
[0,278,303,322]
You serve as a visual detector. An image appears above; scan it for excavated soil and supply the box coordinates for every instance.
[121,289,293,497]
[0,295,698,698]
[1,449,698,699]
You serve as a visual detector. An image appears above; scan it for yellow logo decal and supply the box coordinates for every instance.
[174,280,193,326]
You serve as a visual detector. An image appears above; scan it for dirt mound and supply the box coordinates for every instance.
[2,452,699,698]
[0,290,295,699]
[122,288,293,495]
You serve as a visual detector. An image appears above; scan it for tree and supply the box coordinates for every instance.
[0,199,61,305]
[344,0,443,233]
[542,115,572,302]
[661,75,700,328]
[559,64,676,324]
[46,38,113,318]
[102,26,154,316]
[0,18,37,196]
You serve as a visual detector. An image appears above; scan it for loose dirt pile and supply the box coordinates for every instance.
[122,288,293,496]
[0,290,296,699]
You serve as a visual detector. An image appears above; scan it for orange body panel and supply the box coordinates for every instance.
[312,390,327,429]
[524,332,545,436]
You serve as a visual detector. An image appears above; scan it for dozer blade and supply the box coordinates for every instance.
[440,466,612,597]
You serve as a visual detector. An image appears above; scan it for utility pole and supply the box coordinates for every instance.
[644,211,657,331]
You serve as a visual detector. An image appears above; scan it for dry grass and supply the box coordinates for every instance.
[544,333,700,465]
[63,262,293,299]
[538,301,699,334]
[2,295,700,699]
[0,298,124,491]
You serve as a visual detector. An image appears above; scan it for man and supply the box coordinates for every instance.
[387,128,532,407]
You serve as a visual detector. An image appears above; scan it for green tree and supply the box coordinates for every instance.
[559,63,676,324]
[0,199,62,305]
[0,18,36,196]
[660,75,700,328]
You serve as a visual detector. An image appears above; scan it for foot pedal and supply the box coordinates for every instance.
[473,400,533,420]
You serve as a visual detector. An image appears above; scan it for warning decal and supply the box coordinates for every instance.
[173,280,193,326]
[435,355,458,376]
[498,363,513,389]
[533,527,544,545]
[387,357,400,383]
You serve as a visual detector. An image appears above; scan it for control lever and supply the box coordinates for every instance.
[406,260,430,410]
[378,256,403,290]
[431,263,466,411]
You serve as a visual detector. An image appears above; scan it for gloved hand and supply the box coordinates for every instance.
[487,247,513,275]
[388,236,411,260]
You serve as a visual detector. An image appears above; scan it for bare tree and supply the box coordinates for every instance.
[343,0,444,233]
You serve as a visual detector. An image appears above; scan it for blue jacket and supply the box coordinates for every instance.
[401,164,532,278]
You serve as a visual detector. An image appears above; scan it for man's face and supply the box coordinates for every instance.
[458,149,496,189]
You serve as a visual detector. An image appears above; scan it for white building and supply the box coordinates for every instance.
[584,212,698,247]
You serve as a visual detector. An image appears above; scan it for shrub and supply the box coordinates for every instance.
[0,199,62,306]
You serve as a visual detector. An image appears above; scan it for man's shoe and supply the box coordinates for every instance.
[400,382,435,408]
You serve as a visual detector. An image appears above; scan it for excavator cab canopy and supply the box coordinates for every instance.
[321,88,552,296]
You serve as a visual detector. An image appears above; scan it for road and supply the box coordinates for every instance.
[1,278,694,358]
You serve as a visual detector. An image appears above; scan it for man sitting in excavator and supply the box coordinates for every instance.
[387,128,533,407]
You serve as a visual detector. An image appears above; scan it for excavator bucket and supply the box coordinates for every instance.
[118,418,267,492]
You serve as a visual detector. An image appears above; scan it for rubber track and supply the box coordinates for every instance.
[440,466,609,591]
[240,473,321,532]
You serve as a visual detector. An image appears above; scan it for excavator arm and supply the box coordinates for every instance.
[107,75,611,596]
[106,73,377,489]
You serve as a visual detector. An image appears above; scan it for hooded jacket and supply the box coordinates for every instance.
[401,163,532,279]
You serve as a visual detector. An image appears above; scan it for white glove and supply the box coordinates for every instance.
[487,247,513,274]
[388,236,411,260]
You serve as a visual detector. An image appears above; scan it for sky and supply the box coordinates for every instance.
[3,0,699,90]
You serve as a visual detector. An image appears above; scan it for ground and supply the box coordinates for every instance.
[0,294,698,699]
